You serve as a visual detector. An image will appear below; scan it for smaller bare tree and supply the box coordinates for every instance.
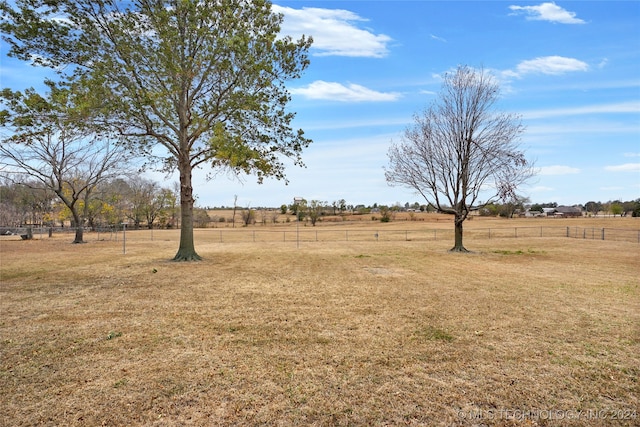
[259,209,268,226]
[269,209,280,224]
[386,66,534,252]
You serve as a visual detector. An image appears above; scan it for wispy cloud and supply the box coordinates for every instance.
[521,101,640,120]
[298,117,410,132]
[513,55,589,76]
[291,81,401,102]
[538,165,581,175]
[599,186,625,192]
[430,34,447,43]
[624,152,640,158]
[604,163,640,172]
[529,185,556,193]
[509,2,585,24]
[273,5,392,58]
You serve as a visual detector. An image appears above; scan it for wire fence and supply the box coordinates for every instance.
[3,225,639,244]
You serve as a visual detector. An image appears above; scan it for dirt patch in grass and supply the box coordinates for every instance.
[1,223,639,426]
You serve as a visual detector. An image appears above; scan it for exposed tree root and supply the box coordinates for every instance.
[172,250,203,262]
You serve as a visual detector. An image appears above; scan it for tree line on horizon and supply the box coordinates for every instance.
[3,173,639,233]
[0,177,207,231]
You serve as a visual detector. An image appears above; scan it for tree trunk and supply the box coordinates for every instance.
[56,192,84,244]
[67,207,84,243]
[173,159,202,261]
[450,215,468,252]
[74,226,84,244]
[71,210,84,244]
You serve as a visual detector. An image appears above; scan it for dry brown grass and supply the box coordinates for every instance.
[1,218,639,426]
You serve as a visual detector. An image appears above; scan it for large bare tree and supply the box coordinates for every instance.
[0,87,128,243]
[386,66,534,252]
[1,0,312,260]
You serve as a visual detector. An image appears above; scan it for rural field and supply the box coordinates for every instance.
[1,216,639,426]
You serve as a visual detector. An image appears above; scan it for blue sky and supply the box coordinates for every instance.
[1,1,639,208]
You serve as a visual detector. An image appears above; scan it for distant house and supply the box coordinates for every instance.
[554,206,583,217]
[524,209,544,217]
[527,206,583,217]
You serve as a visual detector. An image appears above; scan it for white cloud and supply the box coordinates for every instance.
[538,165,581,175]
[291,81,401,102]
[624,152,640,158]
[515,56,589,76]
[604,163,640,172]
[272,5,392,58]
[430,34,447,43]
[509,2,585,24]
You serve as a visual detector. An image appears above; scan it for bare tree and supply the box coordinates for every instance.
[258,209,268,226]
[122,176,158,229]
[386,66,534,252]
[1,138,126,243]
[269,209,280,224]
[232,195,239,229]
[0,87,128,243]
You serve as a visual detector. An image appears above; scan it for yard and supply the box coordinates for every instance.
[1,217,638,425]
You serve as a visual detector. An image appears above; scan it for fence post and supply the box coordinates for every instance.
[566,227,570,238]
[602,228,605,240]
[122,223,126,254]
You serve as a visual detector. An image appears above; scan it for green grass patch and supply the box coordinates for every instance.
[413,326,455,342]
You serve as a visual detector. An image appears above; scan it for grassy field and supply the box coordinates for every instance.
[1,217,639,426]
